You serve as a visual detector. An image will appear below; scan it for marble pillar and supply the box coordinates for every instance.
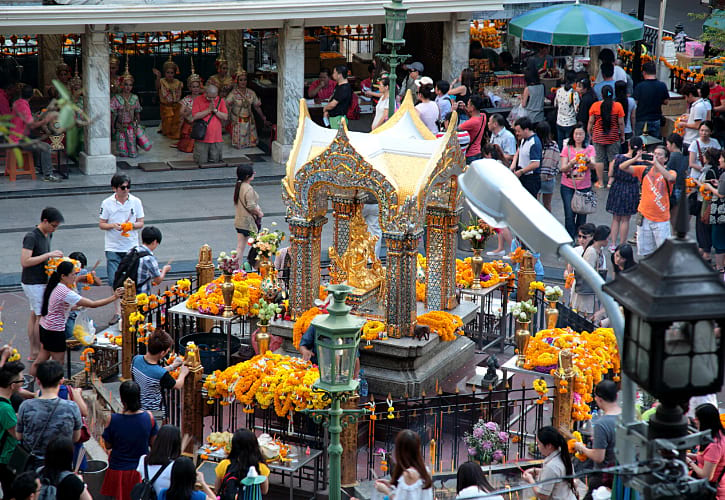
[288,216,326,317]
[80,25,116,175]
[273,21,304,165]
[38,34,64,94]
[383,231,421,338]
[442,13,471,82]
[218,30,245,73]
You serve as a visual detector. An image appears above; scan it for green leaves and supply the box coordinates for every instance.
[51,78,72,102]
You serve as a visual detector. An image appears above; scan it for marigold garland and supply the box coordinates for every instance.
[524,327,620,421]
[120,221,133,237]
[202,352,330,416]
[293,307,322,350]
[416,311,463,341]
[567,431,588,461]
[186,271,262,316]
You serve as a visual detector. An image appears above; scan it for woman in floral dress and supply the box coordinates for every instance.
[110,71,143,158]
[226,68,270,149]
[177,66,203,154]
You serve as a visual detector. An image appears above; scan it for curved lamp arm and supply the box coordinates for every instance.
[459,159,634,463]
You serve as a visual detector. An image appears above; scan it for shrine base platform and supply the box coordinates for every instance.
[269,301,478,397]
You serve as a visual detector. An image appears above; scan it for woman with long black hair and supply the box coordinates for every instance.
[136,424,182,497]
[233,165,263,259]
[615,80,636,153]
[215,428,270,495]
[456,461,503,500]
[40,436,92,500]
[686,403,725,499]
[160,456,215,500]
[32,260,121,376]
[522,426,577,500]
[588,85,625,189]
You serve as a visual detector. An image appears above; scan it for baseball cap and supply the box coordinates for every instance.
[415,76,434,87]
[408,62,424,73]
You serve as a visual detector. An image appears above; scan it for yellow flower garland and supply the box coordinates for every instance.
[202,353,330,416]
[523,327,620,421]
[416,311,463,341]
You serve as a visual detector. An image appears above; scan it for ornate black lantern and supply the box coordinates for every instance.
[603,226,725,438]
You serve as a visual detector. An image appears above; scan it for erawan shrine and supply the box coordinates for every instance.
[1,4,725,500]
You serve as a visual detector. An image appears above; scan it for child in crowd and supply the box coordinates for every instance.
[136,227,172,296]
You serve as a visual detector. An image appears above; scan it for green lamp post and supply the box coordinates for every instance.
[378,0,409,118]
[304,284,367,500]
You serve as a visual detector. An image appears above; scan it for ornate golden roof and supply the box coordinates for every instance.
[283,91,464,213]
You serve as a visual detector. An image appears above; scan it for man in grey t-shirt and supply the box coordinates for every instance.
[573,380,620,495]
[16,361,81,468]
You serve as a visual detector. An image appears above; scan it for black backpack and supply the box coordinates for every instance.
[113,248,151,290]
[219,472,243,500]
[130,458,170,500]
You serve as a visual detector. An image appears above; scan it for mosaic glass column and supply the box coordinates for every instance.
[289,216,327,317]
[383,231,422,338]
[330,195,361,283]
[425,207,461,311]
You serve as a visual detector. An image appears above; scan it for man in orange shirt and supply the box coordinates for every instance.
[619,145,676,257]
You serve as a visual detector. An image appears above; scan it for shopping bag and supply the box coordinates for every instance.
[72,310,96,345]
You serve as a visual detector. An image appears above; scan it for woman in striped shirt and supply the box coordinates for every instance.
[588,86,625,189]
[32,260,122,376]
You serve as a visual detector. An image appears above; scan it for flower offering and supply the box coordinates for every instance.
[464,419,509,464]
[248,223,285,260]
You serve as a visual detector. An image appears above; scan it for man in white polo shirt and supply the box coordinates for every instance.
[99,174,144,324]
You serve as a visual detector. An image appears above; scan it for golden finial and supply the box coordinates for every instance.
[122,53,133,83]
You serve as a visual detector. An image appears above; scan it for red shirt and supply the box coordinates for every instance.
[10,98,31,144]
[589,100,624,145]
[459,115,487,157]
[309,79,336,101]
[191,95,228,143]
[711,84,725,109]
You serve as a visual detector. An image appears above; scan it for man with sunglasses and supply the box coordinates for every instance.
[99,174,145,324]
[0,361,26,494]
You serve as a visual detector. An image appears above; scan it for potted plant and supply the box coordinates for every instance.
[460,217,495,289]
[464,419,508,465]
[511,300,537,367]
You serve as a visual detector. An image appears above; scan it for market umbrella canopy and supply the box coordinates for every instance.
[508,0,644,46]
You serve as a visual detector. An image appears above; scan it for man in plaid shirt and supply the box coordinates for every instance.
[136,226,171,295]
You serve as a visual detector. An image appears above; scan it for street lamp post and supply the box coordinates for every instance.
[302,284,367,500]
[460,159,725,497]
[378,0,410,117]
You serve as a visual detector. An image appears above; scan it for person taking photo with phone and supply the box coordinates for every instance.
[619,144,676,257]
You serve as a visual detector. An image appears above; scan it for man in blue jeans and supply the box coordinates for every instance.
[633,61,669,138]
[99,174,145,324]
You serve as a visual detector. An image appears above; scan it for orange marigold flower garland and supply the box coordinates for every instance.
[293,307,322,349]
[509,247,526,264]
[186,271,262,316]
[416,311,463,341]
[80,347,95,372]
[120,221,133,237]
